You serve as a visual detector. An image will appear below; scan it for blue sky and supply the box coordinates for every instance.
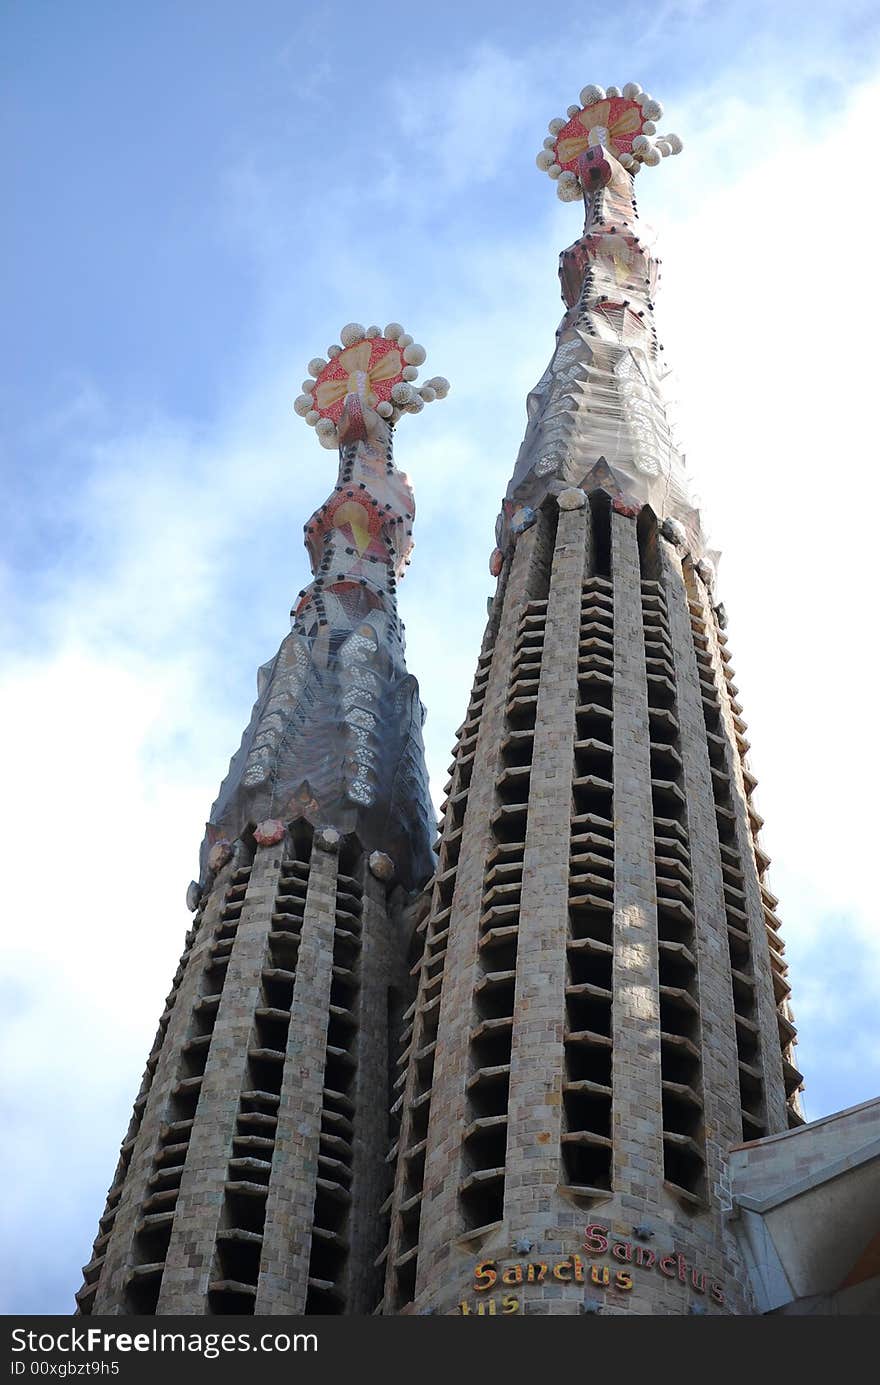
[3,0,880,1314]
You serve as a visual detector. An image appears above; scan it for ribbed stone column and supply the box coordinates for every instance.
[91,860,238,1313]
[661,544,742,1192]
[505,500,588,1231]
[688,575,788,1132]
[156,847,282,1312]
[610,509,663,1206]
[253,841,339,1312]
[344,869,398,1312]
[414,520,548,1291]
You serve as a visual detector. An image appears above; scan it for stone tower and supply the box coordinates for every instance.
[75,325,449,1316]
[379,85,803,1316]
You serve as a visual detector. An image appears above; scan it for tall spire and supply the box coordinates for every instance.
[79,323,449,1319]
[380,84,799,1317]
[497,83,704,561]
[195,323,449,897]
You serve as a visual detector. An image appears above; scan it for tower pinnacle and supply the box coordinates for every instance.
[195,324,448,900]
[498,86,701,565]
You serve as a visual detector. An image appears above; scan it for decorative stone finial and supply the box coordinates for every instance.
[510,506,537,536]
[207,840,233,874]
[316,827,341,853]
[369,850,395,882]
[696,556,716,589]
[661,516,687,547]
[254,818,286,847]
[294,322,449,450]
[536,83,682,199]
[185,880,202,913]
[557,487,587,511]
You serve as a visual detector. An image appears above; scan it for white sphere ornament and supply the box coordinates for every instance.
[401,365,419,381]
[328,344,342,358]
[622,81,642,99]
[543,136,557,150]
[666,133,683,153]
[366,324,380,337]
[643,146,661,166]
[428,376,450,398]
[656,140,671,157]
[305,410,320,426]
[580,85,604,104]
[294,394,314,416]
[605,85,620,98]
[315,417,335,436]
[398,333,413,349]
[376,401,393,419]
[391,382,414,405]
[642,99,663,120]
[384,322,404,340]
[632,134,651,152]
[339,322,365,347]
[308,357,327,377]
[548,163,562,179]
[558,178,582,202]
[642,120,656,135]
[318,430,337,449]
[301,380,315,394]
[407,394,424,413]
[403,343,427,366]
[536,149,555,170]
[419,385,436,402]
[548,117,566,134]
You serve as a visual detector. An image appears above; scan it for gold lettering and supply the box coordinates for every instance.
[474,1259,497,1292]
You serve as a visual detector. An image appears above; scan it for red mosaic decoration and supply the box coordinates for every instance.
[555,97,647,169]
[207,839,233,873]
[612,495,642,518]
[536,83,682,200]
[254,818,286,847]
[293,322,448,450]
[312,337,405,424]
